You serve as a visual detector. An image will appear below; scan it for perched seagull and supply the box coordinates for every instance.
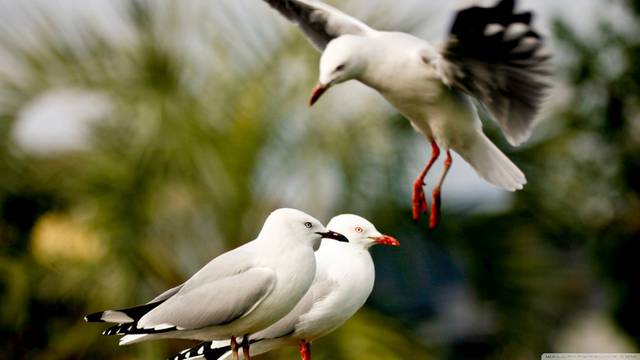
[84,208,349,360]
[261,0,551,229]
[167,214,400,360]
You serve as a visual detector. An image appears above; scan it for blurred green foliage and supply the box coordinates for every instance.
[0,0,638,359]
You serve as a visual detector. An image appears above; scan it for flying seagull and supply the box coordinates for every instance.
[261,0,551,229]
[84,208,348,360]
[167,214,400,360]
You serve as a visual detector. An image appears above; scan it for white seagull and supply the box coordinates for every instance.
[84,208,349,360]
[262,0,551,229]
[167,214,400,360]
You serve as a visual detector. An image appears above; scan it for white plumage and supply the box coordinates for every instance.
[85,208,349,358]
[169,214,400,360]
[263,0,551,228]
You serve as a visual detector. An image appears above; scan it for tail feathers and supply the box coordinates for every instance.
[459,133,526,191]
[85,301,163,324]
[168,341,232,360]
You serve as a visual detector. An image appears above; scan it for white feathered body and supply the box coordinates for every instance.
[345,32,526,191]
[121,235,319,344]
[293,239,375,340]
[206,240,319,339]
[213,239,376,360]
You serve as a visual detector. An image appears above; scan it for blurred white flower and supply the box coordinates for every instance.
[12,88,111,155]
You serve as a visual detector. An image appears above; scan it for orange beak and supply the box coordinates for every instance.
[309,83,328,106]
[370,235,400,246]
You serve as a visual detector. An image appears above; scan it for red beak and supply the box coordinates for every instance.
[309,83,328,106]
[371,235,400,246]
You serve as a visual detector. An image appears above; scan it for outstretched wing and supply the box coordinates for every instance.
[262,0,374,51]
[438,0,551,146]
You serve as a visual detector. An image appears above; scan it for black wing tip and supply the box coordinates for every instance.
[448,0,550,64]
[103,321,179,336]
[496,0,516,12]
[168,342,232,360]
[84,312,105,323]
[452,0,535,31]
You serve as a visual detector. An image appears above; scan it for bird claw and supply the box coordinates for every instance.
[299,340,312,360]
[242,335,251,360]
[429,190,441,230]
[412,182,428,221]
[231,337,239,360]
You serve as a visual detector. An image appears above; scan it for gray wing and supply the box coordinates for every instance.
[137,267,276,330]
[262,0,374,51]
[437,0,551,146]
[148,284,183,303]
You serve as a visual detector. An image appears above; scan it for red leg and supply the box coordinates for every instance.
[412,140,440,221]
[299,340,311,360]
[241,335,251,360]
[230,336,239,360]
[430,150,452,230]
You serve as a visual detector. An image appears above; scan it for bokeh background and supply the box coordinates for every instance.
[1,0,639,359]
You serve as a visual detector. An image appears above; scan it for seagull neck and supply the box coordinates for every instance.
[354,41,395,92]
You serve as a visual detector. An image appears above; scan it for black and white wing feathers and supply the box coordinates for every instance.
[439,0,551,146]
[167,341,232,360]
[95,268,276,338]
[262,0,374,51]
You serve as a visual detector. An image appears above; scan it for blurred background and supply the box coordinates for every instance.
[0,0,639,359]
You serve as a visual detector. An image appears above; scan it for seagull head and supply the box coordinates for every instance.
[264,208,349,250]
[310,36,367,106]
[326,214,400,249]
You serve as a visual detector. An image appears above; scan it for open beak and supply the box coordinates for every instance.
[370,235,400,246]
[309,83,329,106]
[316,230,349,243]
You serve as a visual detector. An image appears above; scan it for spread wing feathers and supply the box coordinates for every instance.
[137,267,276,331]
[262,0,373,51]
[439,0,551,146]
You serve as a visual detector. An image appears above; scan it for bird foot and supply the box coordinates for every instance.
[412,181,429,221]
[242,335,251,360]
[429,190,441,230]
[231,337,239,360]
[299,340,312,360]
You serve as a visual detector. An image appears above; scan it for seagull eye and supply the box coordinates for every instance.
[335,64,345,72]
[355,226,364,233]
[304,222,313,229]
